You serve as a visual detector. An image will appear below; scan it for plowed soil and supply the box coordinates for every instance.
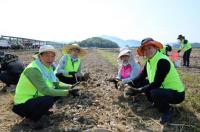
[0,49,200,132]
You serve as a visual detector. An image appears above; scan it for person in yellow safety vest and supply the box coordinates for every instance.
[177,35,192,67]
[127,38,185,124]
[55,44,87,84]
[12,45,79,129]
[160,44,172,56]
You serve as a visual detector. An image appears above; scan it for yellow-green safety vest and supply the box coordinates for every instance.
[146,51,185,92]
[160,46,167,55]
[181,41,192,51]
[56,54,80,77]
[14,60,54,104]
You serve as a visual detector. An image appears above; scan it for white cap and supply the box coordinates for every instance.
[118,48,131,59]
[39,45,56,55]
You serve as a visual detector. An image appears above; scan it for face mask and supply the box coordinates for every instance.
[123,62,129,66]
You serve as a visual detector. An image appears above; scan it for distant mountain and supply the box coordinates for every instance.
[100,35,140,47]
[79,37,119,48]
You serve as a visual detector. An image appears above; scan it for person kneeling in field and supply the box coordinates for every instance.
[127,38,185,124]
[160,45,181,68]
[12,45,79,129]
[0,52,24,92]
[55,44,89,84]
[114,47,140,89]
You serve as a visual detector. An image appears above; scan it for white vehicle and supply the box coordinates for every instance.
[0,39,11,48]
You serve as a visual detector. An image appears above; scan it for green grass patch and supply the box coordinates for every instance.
[182,90,200,112]
[180,72,200,88]
[97,49,118,66]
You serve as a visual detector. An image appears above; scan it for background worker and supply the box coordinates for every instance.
[160,44,172,56]
[177,35,192,67]
[0,51,24,92]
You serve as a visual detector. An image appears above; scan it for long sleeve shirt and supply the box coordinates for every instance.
[56,55,81,76]
[133,59,170,90]
[24,67,71,96]
[117,62,141,83]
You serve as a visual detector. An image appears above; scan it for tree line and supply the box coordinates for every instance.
[73,37,119,48]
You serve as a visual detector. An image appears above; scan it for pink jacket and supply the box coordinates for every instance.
[120,64,132,79]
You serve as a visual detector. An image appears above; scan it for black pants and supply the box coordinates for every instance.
[56,74,77,84]
[183,48,192,67]
[12,96,58,121]
[145,88,185,113]
[0,72,20,86]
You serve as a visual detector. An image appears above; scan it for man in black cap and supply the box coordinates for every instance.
[177,35,192,67]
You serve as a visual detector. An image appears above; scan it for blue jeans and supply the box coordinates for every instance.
[145,88,185,113]
[12,96,58,121]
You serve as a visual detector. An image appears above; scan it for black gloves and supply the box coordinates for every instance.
[127,80,135,87]
[56,73,63,77]
[68,71,77,76]
[177,50,181,53]
[68,82,80,97]
[107,78,121,89]
[128,79,149,88]
[133,85,149,93]
[68,89,79,97]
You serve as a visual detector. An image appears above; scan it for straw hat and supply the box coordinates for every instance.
[62,44,86,57]
[137,38,163,56]
[118,48,131,59]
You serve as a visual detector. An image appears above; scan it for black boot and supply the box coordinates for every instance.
[160,107,174,124]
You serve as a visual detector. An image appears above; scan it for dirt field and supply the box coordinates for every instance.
[0,49,200,131]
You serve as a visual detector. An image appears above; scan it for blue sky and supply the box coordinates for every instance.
[0,0,199,43]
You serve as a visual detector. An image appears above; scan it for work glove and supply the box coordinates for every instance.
[56,73,63,77]
[71,82,80,89]
[68,71,77,76]
[133,85,149,94]
[127,80,136,87]
[177,50,181,53]
[117,81,125,90]
[107,77,121,89]
[68,88,79,97]
[124,88,139,97]
[82,72,90,81]
[75,73,84,81]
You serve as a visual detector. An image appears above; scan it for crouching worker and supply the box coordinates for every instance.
[107,47,140,90]
[12,45,79,129]
[55,44,89,84]
[128,38,185,124]
[0,52,24,92]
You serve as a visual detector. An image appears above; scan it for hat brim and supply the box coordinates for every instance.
[118,50,131,58]
[177,36,182,39]
[62,45,87,57]
[39,49,57,55]
[137,41,163,56]
[177,36,185,40]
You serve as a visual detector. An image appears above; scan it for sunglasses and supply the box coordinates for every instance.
[72,48,80,53]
